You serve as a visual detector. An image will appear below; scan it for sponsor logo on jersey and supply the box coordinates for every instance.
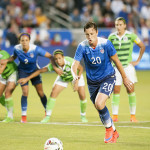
[30,53,34,58]
[66,67,71,72]
[123,36,128,41]
[100,49,104,54]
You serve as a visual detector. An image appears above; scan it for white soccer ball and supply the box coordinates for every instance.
[44,137,63,150]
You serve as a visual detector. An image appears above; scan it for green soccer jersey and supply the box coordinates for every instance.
[47,56,75,82]
[108,30,141,67]
[0,50,17,79]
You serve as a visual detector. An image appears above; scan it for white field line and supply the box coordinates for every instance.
[1,121,149,129]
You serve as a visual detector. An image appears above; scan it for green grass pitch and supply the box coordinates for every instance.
[0,71,150,150]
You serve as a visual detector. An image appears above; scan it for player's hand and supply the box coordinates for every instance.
[73,80,79,92]
[123,77,133,91]
[130,61,139,66]
[54,67,63,76]
[73,75,80,81]
[17,78,28,85]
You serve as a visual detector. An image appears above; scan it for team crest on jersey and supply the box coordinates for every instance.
[66,67,71,72]
[123,36,128,41]
[30,53,34,58]
[100,49,104,54]
[0,54,3,58]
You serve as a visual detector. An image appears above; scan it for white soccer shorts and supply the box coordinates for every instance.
[0,71,18,85]
[114,64,137,85]
[53,74,85,88]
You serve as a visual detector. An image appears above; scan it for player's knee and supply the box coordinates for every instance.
[38,91,44,98]
[114,87,121,94]
[95,100,104,110]
[22,90,28,96]
[4,90,12,98]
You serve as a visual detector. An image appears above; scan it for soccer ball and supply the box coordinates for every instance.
[44,137,63,150]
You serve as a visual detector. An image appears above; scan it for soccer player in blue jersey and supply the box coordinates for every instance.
[71,22,133,143]
[0,33,61,123]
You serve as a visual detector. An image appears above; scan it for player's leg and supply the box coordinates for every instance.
[41,84,65,123]
[112,85,121,122]
[112,67,122,122]
[41,76,67,123]
[126,84,137,122]
[34,83,47,109]
[2,71,17,122]
[2,81,16,122]
[32,75,47,110]
[94,76,118,143]
[95,93,114,143]
[18,70,29,123]
[77,75,88,122]
[21,85,29,123]
[125,64,138,122]
[0,81,6,107]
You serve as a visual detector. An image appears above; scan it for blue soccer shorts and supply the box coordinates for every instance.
[18,70,42,86]
[88,75,116,104]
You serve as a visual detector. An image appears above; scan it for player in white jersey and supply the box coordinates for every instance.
[0,33,61,123]
[18,49,88,123]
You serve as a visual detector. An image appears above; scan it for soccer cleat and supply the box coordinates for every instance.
[21,116,27,123]
[112,115,118,122]
[2,117,14,123]
[81,116,88,123]
[41,116,50,123]
[104,126,114,143]
[111,130,119,143]
[130,115,138,122]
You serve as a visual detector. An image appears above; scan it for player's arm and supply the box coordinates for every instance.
[73,63,83,92]
[45,52,63,76]
[111,53,133,91]
[0,55,17,65]
[71,60,81,92]
[0,63,7,74]
[77,64,83,77]
[18,67,48,85]
[71,60,80,81]
[131,41,145,66]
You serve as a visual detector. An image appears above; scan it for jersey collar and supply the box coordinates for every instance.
[116,30,127,41]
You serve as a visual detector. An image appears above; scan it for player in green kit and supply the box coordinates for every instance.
[108,17,145,122]
[0,49,17,122]
[18,49,88,123]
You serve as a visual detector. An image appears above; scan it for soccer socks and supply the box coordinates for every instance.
[21,96,27,116]
[46,97,56,116]
[112,94,120,115]
[0,95,5,107]
[40,95,47,110]
[128,92,136,115]
[80,99,87,117]
[80,99,88,122]
[5,97,13,119]
[98,106,112,128]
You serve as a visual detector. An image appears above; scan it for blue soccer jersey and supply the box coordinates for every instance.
[74,37,116,81]
[13,44,46,73]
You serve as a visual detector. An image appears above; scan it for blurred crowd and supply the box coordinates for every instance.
[0,0,150,47]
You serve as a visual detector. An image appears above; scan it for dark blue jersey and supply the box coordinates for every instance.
[13,44,46,73]
[74,37,116,82]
